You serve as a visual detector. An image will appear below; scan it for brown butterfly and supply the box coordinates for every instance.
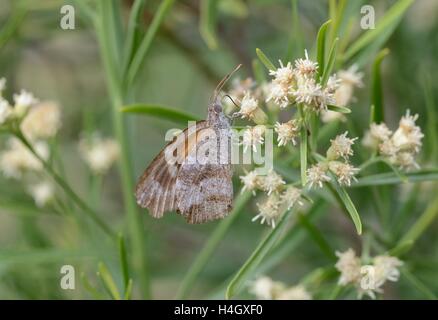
[135,65,242,223]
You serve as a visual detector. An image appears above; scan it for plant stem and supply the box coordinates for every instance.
[16,132,115,238]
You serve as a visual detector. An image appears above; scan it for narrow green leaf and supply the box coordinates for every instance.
[176,192,252,299]
[252,59,266,85]
[199,0,219,49]
[226,208,295,299]
[353,169,438,187]
[369,104,375,125]
[321,38,338,85]
[327,104,351,114]
[122,0,146,74]
[256,48,276,71]
[388,240,413,257]
[329,176,362,235]
[316,20,332,78]
[371,48,389,123]
[118,234,130,291]
[124,279,134,300]
[121,104,200,124]
[328,0,346,45]
[343,0,414,61]
[97,262,121,300]
[126,0,175,85]
[81,273,105,300]
[421,73,438,161]
[285,0,303,60]
[400,196,438,245]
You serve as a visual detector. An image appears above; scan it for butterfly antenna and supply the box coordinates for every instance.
[210,64,242,104]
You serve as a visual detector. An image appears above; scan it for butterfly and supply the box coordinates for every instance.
[135,65,242,224]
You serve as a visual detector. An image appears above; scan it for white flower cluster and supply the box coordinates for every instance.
[249,276,312,300]
[335,248,403,299]
[79,133,120,175]
[266,50,336,113]
[240,169,303,228]
[363,110,424,170]
[0,78,60,208]
[307,131,359,188]
[321,65,363,123]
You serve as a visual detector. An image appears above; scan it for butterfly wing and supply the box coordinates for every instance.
[135,121,209,218]
[175,126,233,224]
[175,163,233,223]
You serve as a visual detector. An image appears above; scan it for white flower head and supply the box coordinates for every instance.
[335,248,362,286]
[329,161,359,186]
[241,125,266,152]
[29,181,54,207]
[373,255,403,283]
[238,92,258,119]
[0,138,49,179]
[13,89,38,117]
[79,134,120,174]
[274,119,299,146]
[338,65,364,88]
[280,186,303,209]
[0,98,12,125]
[395,152,420,171]
[240,169,261,195]
[363,123,393,149]
[306,163,330,188]
[276,285,312,300]
[294,50,318,79]
[21,101,61,140]
[269,60,295,86]
[266,81,291,109]
[294,78,334,112]
[259,169,285,195]
[392,110,424,153]
[249,276,284,300]
[253,193,282,228]
[327,131,358,160]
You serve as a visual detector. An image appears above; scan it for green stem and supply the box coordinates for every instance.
[16,132,115,238]
[96,1,150,298]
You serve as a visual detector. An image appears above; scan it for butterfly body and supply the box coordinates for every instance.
[135,66,241,223]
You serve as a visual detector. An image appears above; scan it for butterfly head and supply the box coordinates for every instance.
[207,64,242,127]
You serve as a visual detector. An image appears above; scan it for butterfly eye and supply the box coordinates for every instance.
[213,103,222,114]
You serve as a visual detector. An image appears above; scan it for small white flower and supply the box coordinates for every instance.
[249,276,284,300]
[363,123,393,149]
[238,92,258,119]
[13,89,38,117]
[327,131,358,160]
[294,78,334,112]
[0,98,12,125]
[239,170,260,195]
[294,50,318,79]
[269,60,295,86]
[0,138,49,179]
[338,65,364,88]
[392,110,423,153]
[280,186,303,209]
[276,285,312,300]
[241,125,266,152]
[29,181,54,207]
[379,139,398,159]
[79,134,120,174]
[266,81,291,109]
[395,152,420,171]
[373,255,403,283]
[253,193,282,228]
[326,75,340,94]
[259,170,285,195]
[306,163,330,188]
[21,101,61,140]
[335,248,362,286]
[329,161,359,186]
[274,119,299,146]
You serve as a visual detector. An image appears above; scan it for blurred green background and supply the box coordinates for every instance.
[0,0,437,299]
